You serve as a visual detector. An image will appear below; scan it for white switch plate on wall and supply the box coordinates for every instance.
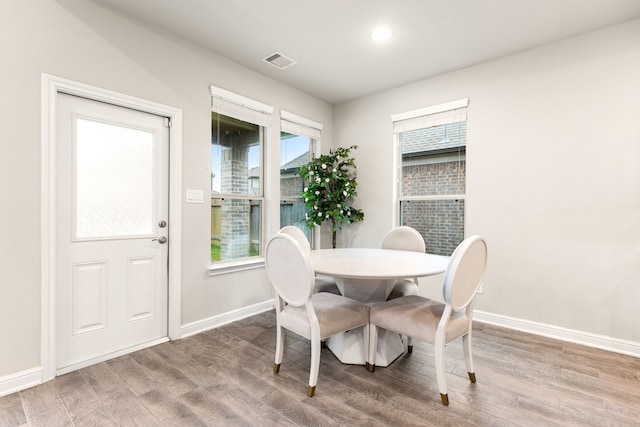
[186,189,204,203]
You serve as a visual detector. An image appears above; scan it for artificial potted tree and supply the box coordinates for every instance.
[300,145,365,248]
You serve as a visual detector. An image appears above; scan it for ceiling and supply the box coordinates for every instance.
[92,0,640,104]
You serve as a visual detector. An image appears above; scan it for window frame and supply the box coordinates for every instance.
[208,86,273,275]
[279,111,323,249]
[392,99,468,254]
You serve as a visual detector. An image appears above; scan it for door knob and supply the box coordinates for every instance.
[153,236,168,244]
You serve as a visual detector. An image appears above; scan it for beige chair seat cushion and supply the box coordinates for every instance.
[280,292,369,340]
[370,295,469,344]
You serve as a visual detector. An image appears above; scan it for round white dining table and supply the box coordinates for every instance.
[308,248,449,366]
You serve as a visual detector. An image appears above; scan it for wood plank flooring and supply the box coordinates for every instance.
[1,310,639,426]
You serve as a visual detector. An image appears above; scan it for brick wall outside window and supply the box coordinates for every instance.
[401,159,465,256]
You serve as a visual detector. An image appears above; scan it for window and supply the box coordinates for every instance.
[210,86,273,263]
[279,111,323,247]
[392,99,468,256]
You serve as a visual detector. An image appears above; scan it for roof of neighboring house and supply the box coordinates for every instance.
[247,152,309,179]
[402,122,466,156]
[281,151,310,173]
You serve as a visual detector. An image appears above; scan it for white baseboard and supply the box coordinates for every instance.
[0,367,42,397]
[474,310,640,358]
[180,299,275,338]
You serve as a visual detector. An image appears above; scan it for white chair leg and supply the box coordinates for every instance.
[407,336,413,352]
[434,339,449,405]
[274,325,284,373]
[462,332,476,383]
[363,323,370,369]
[366,324,378,372]
[308,337,320,397]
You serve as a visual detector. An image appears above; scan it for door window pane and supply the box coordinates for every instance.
[75,118,155,239]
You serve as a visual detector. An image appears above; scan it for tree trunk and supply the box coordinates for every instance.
[331,220,337,248]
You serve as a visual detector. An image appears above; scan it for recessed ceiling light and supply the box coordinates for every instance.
[371,27,392,42]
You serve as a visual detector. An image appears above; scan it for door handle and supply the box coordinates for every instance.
[153,236,168,244]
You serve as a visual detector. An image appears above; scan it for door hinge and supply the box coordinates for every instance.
[164,117,171,127]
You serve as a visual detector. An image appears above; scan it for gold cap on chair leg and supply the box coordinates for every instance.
[440,393,449,405]
[307,385,316,397]
[273,363,280,374]
[468,372,476,383]
[407,345,413,353]
[365,362,375,373]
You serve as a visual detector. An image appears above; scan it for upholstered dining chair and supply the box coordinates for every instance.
[278,225,341,295]
[367,235,488,405]
[381,226,426,300]
[381,226,426,350]
[265,233,370,397]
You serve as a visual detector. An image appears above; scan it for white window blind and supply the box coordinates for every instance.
[391,98,468,133]
[280,110,322,139]
[210,85,273,127]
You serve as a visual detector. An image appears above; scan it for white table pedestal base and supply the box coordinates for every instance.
[326,326,406,367]
[327,277,407,366]
[335,278,394,303]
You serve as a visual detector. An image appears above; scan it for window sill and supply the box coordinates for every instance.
[207,257,265,276]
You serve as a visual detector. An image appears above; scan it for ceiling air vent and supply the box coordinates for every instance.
[263,52,297,70]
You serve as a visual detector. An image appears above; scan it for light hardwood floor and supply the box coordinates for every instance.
[1,310,639,426]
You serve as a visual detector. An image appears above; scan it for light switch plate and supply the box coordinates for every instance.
[186,189,204,204]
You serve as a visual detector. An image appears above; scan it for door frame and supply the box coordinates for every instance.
[40,74,183,381]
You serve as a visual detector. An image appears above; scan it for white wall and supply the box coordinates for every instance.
[334,19,640,344]
[0,0,332,381]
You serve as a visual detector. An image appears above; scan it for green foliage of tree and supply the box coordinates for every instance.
[299,145,365,248]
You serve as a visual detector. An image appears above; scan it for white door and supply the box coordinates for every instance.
[55,93,169,372]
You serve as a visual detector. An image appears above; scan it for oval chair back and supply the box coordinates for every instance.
[382,226,426,253]
[443,235,487,311]
[278,225,311,254]
[279,226,340,295]
[265,233,315,306]
[382,226,426,304]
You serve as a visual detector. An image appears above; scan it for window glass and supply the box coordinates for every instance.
[75,118,155,239]
[280,132,313,243]
[397,119,466,256]
[211,112,264,261]
[399,199,465,256]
